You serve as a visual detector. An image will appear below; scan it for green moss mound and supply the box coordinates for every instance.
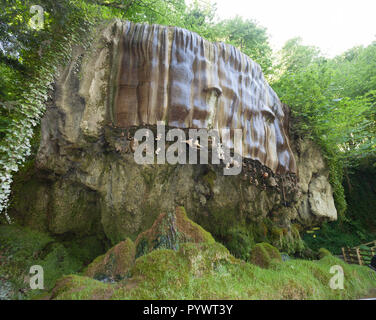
[178,242,236,277]
[50,242,376,300]
[85,238,135,281]
[318,248,332,260]
[130,249,190,292]
[249,242,282,269]
[224,228,255,261]
[48,213,376,300]
[4,216,376,301]
[135,207,215,258]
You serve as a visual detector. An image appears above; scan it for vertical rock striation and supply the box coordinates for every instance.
[113,22,296,174]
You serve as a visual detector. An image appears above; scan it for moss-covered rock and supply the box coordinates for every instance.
[318,248,332,260]
[85,238,135,281]
[130,249,190,288]
[49,241,376,300]
[178,242,237,277]
[249,242,282,269]
[45,216,375,300]
[135,207,215,258]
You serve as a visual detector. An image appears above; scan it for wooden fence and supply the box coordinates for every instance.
[342,241,376,266]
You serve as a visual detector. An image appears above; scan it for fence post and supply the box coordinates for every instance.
[342,247,347,263]
[356,248,363,266]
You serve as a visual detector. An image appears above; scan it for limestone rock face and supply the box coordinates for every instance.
[294,139,338,224]
[10,20,337,250]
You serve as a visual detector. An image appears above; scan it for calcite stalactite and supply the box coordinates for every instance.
[114,22,296,174]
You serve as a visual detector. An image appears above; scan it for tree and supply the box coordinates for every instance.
[181,0,217,41]
[272,38,376,217]
[275,37,323,75]
[215,16,273,74]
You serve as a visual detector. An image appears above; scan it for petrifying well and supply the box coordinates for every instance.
[112,21,296,175]
[9,20,338,245]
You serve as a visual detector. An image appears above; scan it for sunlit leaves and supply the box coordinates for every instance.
[214,16,273,75]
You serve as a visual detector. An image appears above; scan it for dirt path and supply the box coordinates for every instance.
[359,288,376,300]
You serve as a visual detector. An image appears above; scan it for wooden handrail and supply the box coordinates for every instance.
[354,240,376,248]
[341,242,376,266]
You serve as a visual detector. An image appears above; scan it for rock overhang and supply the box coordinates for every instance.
[109,21,296,175]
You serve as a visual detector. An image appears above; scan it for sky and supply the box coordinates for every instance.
[198,0,376,57]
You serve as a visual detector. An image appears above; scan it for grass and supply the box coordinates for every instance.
[52,242,376,300]
[2,220,376,300]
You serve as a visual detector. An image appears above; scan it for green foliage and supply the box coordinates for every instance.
[332,43,376,98]
[276,37,323,74]
[307,164,376,255]
[303,220,375,255]
[181,0,218,41]
[214,16,273,74]
[0,0,100,216]
[344,165,376,232]
[272,38,376,219]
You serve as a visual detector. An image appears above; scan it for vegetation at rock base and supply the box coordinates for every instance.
[51,242,376,300]
[1,210,376,300]
[0,225,105,299]
[197,205,305,261]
